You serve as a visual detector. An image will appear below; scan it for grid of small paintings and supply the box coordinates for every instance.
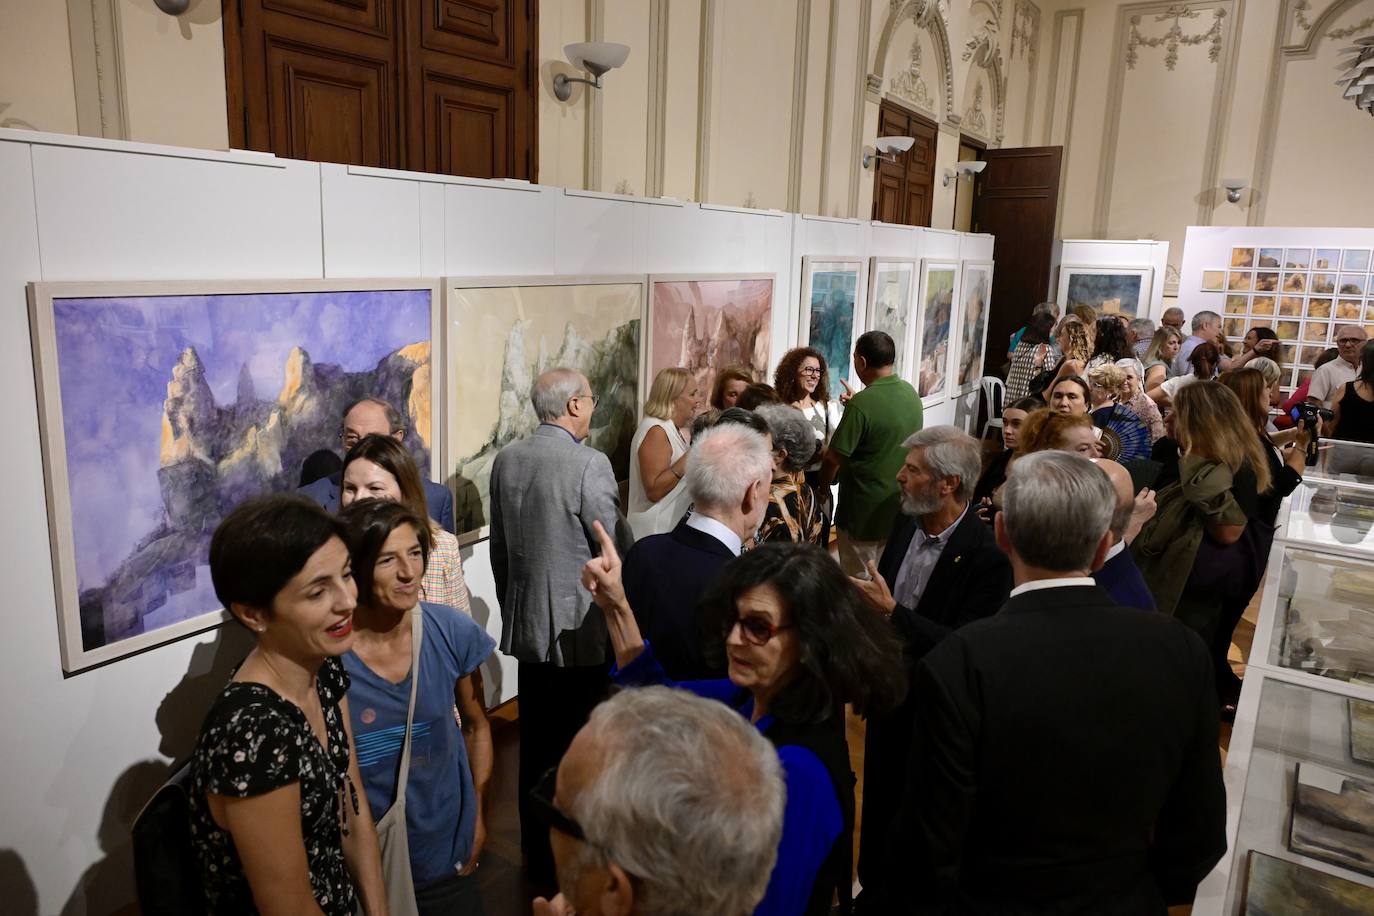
[1209,247,1374,391]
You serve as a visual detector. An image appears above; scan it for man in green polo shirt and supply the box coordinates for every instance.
[821,330,924,576]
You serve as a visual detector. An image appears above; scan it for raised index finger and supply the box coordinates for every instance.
[591,519,620,566]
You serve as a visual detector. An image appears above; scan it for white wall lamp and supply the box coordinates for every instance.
[1221,178,1248,204]
[862,136,916,169]
[942,160,988,187]
[152,0,190,12]
[553,42,632,101]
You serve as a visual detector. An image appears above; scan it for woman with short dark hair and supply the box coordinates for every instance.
[581,529,906,916]
[189,495,387,915]
[752,403,823,545]
[709,366,755,410]
[339,500,495,916]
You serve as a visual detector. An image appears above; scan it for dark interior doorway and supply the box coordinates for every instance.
[871,99,937,226]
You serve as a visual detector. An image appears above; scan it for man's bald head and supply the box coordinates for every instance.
[1093,458,1134,542]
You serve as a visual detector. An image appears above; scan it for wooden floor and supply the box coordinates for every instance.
[476,598,1263,914]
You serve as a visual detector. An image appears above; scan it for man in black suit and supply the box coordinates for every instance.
[297,396,455,532]
[849,426,1012,911]
[1092,457,1157,611]
[885,451,1225,914]
[621,422,775,681]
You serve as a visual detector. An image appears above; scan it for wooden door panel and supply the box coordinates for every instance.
[423,0,513,62]
[264,0,390,36]
[973,146,1063,377]
[872,100,937,227]
[266,41,390,165]
[875,173,904,224]
[422,74,511,177]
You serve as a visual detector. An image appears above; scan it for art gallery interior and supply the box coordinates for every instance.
[2,0,1374,913]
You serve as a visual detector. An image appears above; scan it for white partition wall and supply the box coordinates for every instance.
[0,127,998,914]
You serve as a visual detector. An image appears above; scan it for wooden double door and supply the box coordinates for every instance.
[871,100,937,227]
[224,0,537,180]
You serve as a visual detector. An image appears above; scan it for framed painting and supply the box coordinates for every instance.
[29,279,442,672]
[1242,850,1374,913]
[1289,761,1374,877]
[648,274,775,414]
[800,257,865,400]
[1056,266,1154,319]
[866,258,917,380]
[916,259,960,406]
[447,275,646,543]
[955,261,995,394]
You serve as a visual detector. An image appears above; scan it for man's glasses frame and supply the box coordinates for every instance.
[529,765,589,842]
[570,393,601,409]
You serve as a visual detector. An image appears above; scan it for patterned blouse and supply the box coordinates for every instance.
[422,526,472,615]
[758,472,825,546]
[189,657,357,915]
[1005,340,1056,402]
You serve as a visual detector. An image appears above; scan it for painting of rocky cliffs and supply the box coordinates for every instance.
[447,279,643,539]
[29,282,435,670]
[648,276,773,414]
[802,260,862,400]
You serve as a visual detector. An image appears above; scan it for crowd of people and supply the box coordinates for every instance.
[174,296,1367,915]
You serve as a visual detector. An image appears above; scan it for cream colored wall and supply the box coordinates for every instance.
[0,0,79,133]
[1037,0,1374,299]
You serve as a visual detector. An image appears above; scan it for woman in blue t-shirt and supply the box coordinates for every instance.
[338,500,496,916]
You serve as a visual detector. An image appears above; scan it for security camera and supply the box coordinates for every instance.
[554,42,632,101]
[863,136,916,169]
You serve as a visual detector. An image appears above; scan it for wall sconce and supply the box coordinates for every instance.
[1221,178,1248,204]
[862,136,915,169]
[152,0,190,12]
[942,160,987,187]
[553,42,632,101]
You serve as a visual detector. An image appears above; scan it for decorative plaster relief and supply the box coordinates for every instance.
[1295,0,1314,30]
[1328,16,1374,39]
[891,35,938,111]
[964,81,990,135]
[1125,6,1227,71]
[1012,0,1042,69]
[964,18,1003,69]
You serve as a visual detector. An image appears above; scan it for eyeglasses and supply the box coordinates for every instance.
[571,393,601,408]
[1338,337,1365,345]
[722,614,795,646]
[528,766,587,842]
[799,367,823,377]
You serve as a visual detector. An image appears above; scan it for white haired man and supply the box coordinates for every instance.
[489,367,634,887]
[1171,310,1222,378]
[532,686,786,916]
[884,451,1224,912]
[619,423,775,680]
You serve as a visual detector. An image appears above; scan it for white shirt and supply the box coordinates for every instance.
[685,512,743,557]
[1160,372,1201,401]
[892,504,969,610]
[1009,576,1096,598]
[1308,357,1360,407]
[1103,539,1126,563]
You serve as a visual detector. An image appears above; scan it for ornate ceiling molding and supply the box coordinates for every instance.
[1125,5,1226,71]
[874,0,957,119]
[891,34,938,112]
[964,80,989,135]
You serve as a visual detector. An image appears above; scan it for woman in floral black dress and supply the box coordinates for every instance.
[189,495,388,915]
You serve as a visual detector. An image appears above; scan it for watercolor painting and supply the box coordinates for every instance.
[1243,850,1374,913]
[448,278,644,539]
[1059,267,1151,319]
[1289,761,1374,877]
[804,261,862,400]
[30,282,436,671]
[867,260,915,379]
[1351,691,1374,765]
[957,262,994,391]
[1202,269,1226,291]
[1257,247,1282,268]
[649,275,772,414]
[1344,249,1372,272]
[1233,247,1256,268]
[918,261,957,400]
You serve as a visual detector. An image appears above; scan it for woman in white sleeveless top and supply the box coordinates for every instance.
[628,367,698,539]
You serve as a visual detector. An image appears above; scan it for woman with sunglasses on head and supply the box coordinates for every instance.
[579,523,906,916]
[338,500,495,915]
[628,368,697,540]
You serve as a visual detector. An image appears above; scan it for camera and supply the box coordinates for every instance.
[1289,402,1333,466]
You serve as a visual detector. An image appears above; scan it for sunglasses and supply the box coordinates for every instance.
[721,614,795,646]
[529,766,587,841]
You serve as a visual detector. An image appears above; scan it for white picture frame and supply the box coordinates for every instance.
[954,260,996,396]
[1056,265,1154,319]
[915,259,962,409]
[799,256,868,401]
[866,258,919,384]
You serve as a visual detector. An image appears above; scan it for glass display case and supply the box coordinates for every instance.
[1195,530,1374,912]
[1277,477,1374,560]
[1306,439,1374,488]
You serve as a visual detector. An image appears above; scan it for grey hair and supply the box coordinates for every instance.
[1129,318,1155,338]
[342,396,404,434]
[1032,301,1060,318]
[530,368,586,422]
[1249,356,1281,386]
[685,424,773,512]
[752,404,817,472]
[1002,451,1115,571]
[899,426,982,503]
[1114,357,1145,379]
[1191,310,1220,332]
[568,686,785,916]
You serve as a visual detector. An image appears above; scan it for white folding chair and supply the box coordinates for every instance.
[979,376,1006,442]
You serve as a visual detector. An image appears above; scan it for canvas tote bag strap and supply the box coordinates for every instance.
[395,605,423,800]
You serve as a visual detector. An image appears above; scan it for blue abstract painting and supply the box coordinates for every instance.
[808,269,859,400]
[41,286,433,665]
[1064,272,1143,317]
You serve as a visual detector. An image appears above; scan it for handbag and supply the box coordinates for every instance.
[131,758,203,915]
[362,607,424,916]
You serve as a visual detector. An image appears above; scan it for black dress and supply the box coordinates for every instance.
[188,657,358,915]
[1336,382,1374,443]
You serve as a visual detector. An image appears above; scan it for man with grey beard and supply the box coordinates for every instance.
[848,426,1012,912]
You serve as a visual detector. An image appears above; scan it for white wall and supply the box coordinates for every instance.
[0,127,996,914]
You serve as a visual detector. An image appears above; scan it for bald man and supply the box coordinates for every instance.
[1308,324,1368,407]
[1091,459,1157,612]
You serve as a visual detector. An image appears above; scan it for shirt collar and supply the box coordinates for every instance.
[685,512,743,556]
[538,422,580,443]
[915,502,969,545]
[1009,576,1096,598]
[1104,539,1126,561]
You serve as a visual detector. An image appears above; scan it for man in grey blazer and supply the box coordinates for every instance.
[489,366,633,887]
